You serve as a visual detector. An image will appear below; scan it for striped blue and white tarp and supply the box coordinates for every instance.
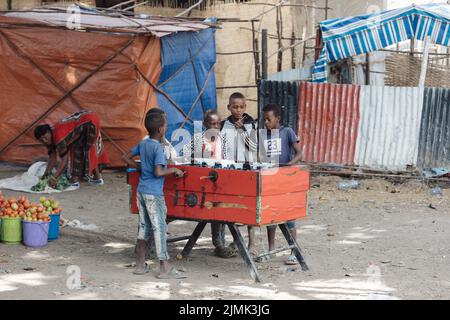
[313,3,450,83]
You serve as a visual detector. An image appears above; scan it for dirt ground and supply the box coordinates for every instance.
[0,164,449,300]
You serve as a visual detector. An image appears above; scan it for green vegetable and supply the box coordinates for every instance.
[32,175,72,192]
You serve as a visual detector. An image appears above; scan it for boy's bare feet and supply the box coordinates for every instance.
[133,239,148,275]
[133,263,149,275]
[157,261,187,279]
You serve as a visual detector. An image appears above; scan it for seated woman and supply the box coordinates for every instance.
[34,110,108,189]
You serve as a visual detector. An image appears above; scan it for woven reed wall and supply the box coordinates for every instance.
[385,53,450,88]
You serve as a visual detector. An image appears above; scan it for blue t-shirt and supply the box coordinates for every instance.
[131,138,167,196]
[264,127,299,164]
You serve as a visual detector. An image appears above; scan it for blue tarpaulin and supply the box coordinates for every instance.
[157,28,217,143]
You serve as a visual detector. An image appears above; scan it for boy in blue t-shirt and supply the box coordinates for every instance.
[124,111,186,278]
[259,103,302,265]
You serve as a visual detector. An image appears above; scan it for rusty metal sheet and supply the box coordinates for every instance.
[297,82,360,164]
[355,86,424,170]
[417,87,450,169]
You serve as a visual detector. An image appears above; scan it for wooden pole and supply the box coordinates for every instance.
[365,53,370,85]
[251,20,260,83]
[447,46,450,66]
[291,31,295,69]
[314,28,322,62]
[302,40,307,64]
[310,169,450,182]
[276,6,283,72]
[262,28,268,80]
[259,28,269,163]
[419,36,431,87]
[175,0,205,17]
[7,0,12,10]
[255,38,261,81]
[108,0,135,9]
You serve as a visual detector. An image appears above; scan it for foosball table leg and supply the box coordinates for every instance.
[227,223,262,283]
[279,223,309,271]
[177,221,207,260]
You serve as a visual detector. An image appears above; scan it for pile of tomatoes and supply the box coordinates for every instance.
[0,192,52,222]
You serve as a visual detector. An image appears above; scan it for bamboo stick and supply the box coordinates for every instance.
[311,169,450,182]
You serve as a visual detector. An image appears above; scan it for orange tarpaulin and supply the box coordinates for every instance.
[0,21,161,167]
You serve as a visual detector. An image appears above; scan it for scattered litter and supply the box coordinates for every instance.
[337,180,361,190]
[287,267,297,272]
[428,204,437,210]
[23,267,36,271]
[65,219,100,231]
[176,253,184,260]
[52,291,64,296]
[0,268,11,274]
[422,167,450,178]
[344,274,352,277]
[124,262,136,268]
[381,260,392,264]
[327,233,335,237]
[430,187,443,196]
[212,274,219,278]
[392,261,405,267]
[59,217,68,227]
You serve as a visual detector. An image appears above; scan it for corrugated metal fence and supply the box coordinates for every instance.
[258,80,299,132]
[418,88,450,169]
[298,82,360,165]
[258,81,450,171]
[355,86,424,170]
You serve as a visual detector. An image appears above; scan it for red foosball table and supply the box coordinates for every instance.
[127,162,310,282]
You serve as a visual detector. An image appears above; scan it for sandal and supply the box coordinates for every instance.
[133,263,149,275]
[285,254,298,265]
[227,243,239,254]
[255,255,271,263]
[157,267,187,279]
[214,246,238,258]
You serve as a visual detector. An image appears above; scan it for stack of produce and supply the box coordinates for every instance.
[39,197,62,215]
[0,194,62,222]
[0,191,7,210]
[0,195,31,219]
